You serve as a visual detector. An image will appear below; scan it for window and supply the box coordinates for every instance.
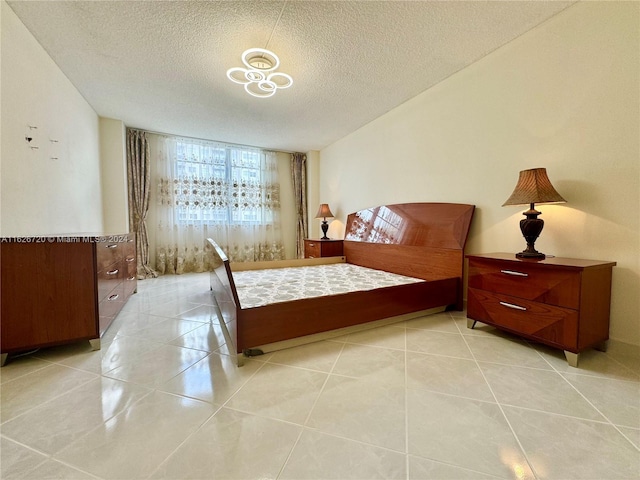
[156,134,283,271]
[169,140,278,226]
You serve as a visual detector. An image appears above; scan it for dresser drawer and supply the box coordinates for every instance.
[124,256,137,296]
[99,284,125,312]
[96,241,122,270]
[99,283,125,330]
[468,288,579,350]
[97,263,124,301]
[124,234,135,253]
[468,257,581,309]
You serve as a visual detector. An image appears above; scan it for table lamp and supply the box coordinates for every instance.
[503,167,566,259]
[315,204,334,240]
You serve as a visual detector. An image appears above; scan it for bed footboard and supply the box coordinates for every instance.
[207,239,242,366]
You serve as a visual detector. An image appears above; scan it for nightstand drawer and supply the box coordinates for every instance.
[304,239,344,258]
[304,240,321,258]
[468,288,578,350]
[468,257,581,309]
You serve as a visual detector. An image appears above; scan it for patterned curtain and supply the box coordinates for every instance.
[156,135,284,274]
[126,129,158,279]
[291,152,308,258]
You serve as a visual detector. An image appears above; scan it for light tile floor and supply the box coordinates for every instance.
[1,273,639,479]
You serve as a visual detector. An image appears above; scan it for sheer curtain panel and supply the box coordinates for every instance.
[156,136,284,274]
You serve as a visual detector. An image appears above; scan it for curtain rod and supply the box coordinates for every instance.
[127,126,296,155]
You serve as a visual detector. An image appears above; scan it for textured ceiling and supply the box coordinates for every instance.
[7,1,574,152]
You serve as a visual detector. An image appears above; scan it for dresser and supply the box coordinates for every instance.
[96,235,137,335]
[466,253,615,366]
[0,234,136,366]
[304,238,344,258]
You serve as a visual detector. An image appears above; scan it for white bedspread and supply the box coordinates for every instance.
[233,263,424,308]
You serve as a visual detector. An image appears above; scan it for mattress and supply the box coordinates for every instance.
[233,263,424,308]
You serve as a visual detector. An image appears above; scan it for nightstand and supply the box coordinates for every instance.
[304,239,344,259]
[466,253,616,367]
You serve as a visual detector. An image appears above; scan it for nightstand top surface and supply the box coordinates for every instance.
[466,252,616,269]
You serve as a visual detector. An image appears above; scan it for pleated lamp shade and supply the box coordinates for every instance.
[315,204,335,219]
[503,168,566,206]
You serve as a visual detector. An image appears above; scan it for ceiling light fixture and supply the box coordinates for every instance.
[226,48,293,98]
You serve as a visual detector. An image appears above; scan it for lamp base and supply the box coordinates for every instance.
[516,250,546,260]
[320,221,329,240]
[516,205,546,260]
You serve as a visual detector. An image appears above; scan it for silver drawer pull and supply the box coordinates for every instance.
[126,256,135,263]
[106,244,118,249]
[500,269,528,277]
[500,301,527,311]
[106,269,119,275]
[127,276,136,281]
[308,243,315,247]
[108,294,119,301]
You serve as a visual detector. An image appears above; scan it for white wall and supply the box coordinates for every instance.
[99,117,129,234]
[1,1,103,236]
[319,2,639,345]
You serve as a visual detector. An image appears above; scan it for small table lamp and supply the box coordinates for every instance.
[503,167,566,259]
[315,204,334,240]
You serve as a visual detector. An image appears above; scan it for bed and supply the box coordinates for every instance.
[208,202,475,365]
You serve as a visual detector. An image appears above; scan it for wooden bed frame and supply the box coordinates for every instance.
[208,202,475,365]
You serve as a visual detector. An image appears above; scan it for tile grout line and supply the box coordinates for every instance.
[1,435,103,480]
[275,340,348,479]
[404,318,410,480]
[553,372,640,453]
[458,327,541,480]
[144,400,223,479]
[521,338,640,451]
[0,366,99,427]
[48,388,156,476]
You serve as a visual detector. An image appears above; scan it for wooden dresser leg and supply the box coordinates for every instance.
[89,338,101,351]
[564,350,580,367]
[0,353,8,367]
[467,319,477,329]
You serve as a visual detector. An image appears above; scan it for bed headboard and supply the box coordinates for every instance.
[343,202,475,283]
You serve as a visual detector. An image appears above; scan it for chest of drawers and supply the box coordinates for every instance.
[0,234,136,365]
[304,239,344,259]
[96,235,137,335]
[466,253,615,366]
